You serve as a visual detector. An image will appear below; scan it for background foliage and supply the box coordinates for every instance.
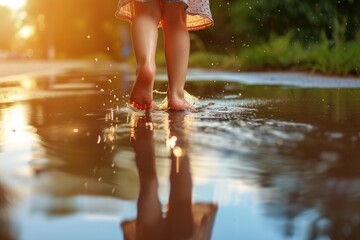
[0,0,359,74]
[204,0,360,49]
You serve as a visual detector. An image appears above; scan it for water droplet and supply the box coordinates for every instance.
[173,146,183,158]
[73,129,79,133]
[167,136,178,148]
[87,35,91,39]
[146,122,154,130]
[320,151,339,162]
[329,132,343,140]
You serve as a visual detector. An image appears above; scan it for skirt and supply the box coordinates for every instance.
[115,0,213,31]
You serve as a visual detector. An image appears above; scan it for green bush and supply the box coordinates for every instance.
[305,19,360,75]
[306,39,360,75]
[239,32,304,70]
[217,21,360,75]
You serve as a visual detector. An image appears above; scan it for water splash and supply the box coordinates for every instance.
[153,90,199,110]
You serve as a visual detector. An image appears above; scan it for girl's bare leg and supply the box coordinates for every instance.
[161,2,196,111]
[130,1,161,109]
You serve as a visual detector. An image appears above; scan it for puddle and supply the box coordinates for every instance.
[0,69,359,240]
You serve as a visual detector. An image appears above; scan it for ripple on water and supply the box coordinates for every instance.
[100,100,320,183]
[186,105,317,181]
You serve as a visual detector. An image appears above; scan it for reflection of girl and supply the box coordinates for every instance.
[122,112,217,240]
[123,112,193,239]
[116,0,213,110]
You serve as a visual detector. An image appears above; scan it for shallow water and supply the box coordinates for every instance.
[0,70,359,240]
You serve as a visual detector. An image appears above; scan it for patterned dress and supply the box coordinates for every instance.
[115,0,213,31]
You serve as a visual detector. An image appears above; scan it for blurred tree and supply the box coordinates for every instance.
[0,6,17,50]
[21,0,360,59]
[198,0,360,53]
[25,0,125,59]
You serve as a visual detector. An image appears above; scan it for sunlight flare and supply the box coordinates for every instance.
[18,25,34,39]
[0,0,26,10]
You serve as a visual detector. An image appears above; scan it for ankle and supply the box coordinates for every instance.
[168,89,185,101]
[136,62,156,83]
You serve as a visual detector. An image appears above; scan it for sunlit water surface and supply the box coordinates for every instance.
[0,70,359,240]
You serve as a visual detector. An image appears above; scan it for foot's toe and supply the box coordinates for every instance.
[130,100,152,110]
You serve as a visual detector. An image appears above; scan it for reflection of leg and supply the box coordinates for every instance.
[168,154,194,238]
[130,1,161,109]
[0,184,14,240]
[132,114,163,239]
[162,3,195,111]
[167,113,194,238]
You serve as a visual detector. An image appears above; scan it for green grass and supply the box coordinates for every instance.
[305,33,360,75]
[239,32,305,71]
[185,32,360,76]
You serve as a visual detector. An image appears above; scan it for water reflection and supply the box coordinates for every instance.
[122,112,217,240]
[0,73,359,239]
[0,183,16,240]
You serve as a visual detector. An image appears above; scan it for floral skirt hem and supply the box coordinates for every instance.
[115,0,213,31]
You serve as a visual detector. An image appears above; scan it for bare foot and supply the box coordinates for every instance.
[130,64,154,110]
[168,97,196,111]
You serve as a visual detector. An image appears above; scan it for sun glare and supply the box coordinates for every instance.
[18,25,34,39]
[0,0,26,10]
